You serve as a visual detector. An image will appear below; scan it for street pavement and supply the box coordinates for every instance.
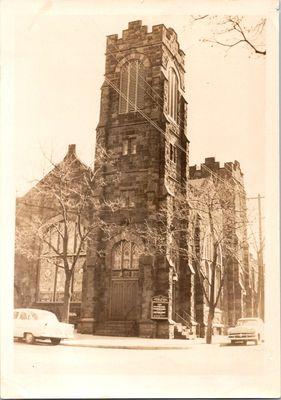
[60,332,229,349]
[2,335,278,398]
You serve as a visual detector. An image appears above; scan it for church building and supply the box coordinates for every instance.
[14,21,256,339]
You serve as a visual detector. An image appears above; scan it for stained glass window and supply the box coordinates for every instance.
[112,242,122,270]
[37,220,85,303]
[203,234,214,262]
[72,258,84,302]
[37,259,56,302]
[123,241,131,269]
[131,244,139,269]
[54,266,65,302]
[112,240,139,270]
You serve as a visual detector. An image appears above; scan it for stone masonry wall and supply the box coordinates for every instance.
[80,20,189,338]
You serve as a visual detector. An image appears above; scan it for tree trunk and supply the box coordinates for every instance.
[61,274,72,323]
[206,306,215,344]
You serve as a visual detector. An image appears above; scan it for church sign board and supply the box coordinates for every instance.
[151,295,169,320]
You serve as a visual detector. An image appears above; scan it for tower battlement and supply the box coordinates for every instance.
[106,20,185,70]
[189,157,244,185]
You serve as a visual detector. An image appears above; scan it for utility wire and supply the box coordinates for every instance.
[102,25,188,128]
[104,75,188,156]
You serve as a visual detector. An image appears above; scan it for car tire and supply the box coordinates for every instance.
[25,332,35,344]
[50,338,61,345]
[254,335,260,345]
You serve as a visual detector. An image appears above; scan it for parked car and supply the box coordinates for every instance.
[14,308,74,345]
[228,317,264,345]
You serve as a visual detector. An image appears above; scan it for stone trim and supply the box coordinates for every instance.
[115,52,151,73]
[105,231,144,267]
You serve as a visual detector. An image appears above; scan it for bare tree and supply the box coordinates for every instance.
[15,143,119,323]
[138,174,249,344]
[188,177,248,344]
[191,15,266,56]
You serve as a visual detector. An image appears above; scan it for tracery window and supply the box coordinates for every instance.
[203,234,214,262]
[202,235,223,302]
[168,68,178,122]
[119,60,145,114]
[112,240,139,270]
[37,221,85,303]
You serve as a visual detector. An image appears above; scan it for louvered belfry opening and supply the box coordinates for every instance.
[168,68,178,122]
[119,60,145,113]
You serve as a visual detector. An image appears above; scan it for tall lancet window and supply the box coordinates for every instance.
[119,61,145,114]
[168,68,179,122]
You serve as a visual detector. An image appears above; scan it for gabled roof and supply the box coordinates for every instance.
[18,144,90,201]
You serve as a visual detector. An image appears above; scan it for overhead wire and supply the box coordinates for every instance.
[104,58,254,235]
[102,24,188,128]
[104,75,188,155]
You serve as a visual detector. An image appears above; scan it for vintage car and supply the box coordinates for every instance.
[14,308,74,345]
[228,317,264,345]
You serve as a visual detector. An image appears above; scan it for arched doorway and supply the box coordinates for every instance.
[110,240,139,320]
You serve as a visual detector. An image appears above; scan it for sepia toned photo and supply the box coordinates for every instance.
[0,0,279,398]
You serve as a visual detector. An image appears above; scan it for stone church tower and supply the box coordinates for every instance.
[79,21,189,338]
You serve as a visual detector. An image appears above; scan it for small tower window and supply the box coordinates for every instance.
[122,138,137,155]
[121,190,135,208]
[168,68,178,122]
[119,61,145,114]
[169,144,177,163]
[131,139,137,154]
[122,139,129,155]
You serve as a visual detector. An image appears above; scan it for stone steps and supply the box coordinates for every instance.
[174,322,191,340]
[94,320,137,337]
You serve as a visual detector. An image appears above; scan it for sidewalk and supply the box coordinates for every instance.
[62,333,229,350]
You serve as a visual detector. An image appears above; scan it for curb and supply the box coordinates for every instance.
[61,342,191,350]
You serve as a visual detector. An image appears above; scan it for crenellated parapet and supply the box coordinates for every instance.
[189,157,244,186]
[105,20,185,93]
[106,20,185,67]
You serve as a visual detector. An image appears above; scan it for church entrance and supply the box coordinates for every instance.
[110,279,138,320]
[109,240,140,321]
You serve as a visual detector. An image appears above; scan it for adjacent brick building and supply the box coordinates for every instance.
[189,157,253,330]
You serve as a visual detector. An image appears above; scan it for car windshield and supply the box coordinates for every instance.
[237,319,259,327]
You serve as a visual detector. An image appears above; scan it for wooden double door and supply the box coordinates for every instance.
[110,279,139,320]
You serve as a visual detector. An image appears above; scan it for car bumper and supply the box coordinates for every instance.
[38,330,74,339]
[228,334,257,341]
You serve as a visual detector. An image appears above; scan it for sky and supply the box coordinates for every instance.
[11,2,269,202]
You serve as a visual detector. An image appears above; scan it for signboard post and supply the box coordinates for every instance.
[151,295,169,320]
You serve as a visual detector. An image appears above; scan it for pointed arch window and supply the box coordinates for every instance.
[37,220,85,303]
[119,61,145,114]
[112,240,139,270]
[203,234,214,262]
[168,68,179,122]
